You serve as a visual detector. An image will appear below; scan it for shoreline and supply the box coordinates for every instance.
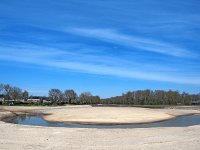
[0,105,200,125]
[0,106,200,150]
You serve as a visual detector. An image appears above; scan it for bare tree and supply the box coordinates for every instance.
[10,87,23,100]
[3,84,13,100]
[63,89,77,104]
[0,84,4,95]
[48,89,63,104]
[22,90,29,101]
[79,92,92,104]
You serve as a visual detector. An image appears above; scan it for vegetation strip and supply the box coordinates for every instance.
[1,83,200,106]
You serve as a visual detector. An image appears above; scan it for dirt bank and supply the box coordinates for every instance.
[0,111,16,120]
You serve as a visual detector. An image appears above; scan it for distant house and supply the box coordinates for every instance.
[18,99,25,103]
[0,98,4,104]
[43,99,51,104]
[27,99,41,103]
[192,100,200,105]
[4,100,15,105]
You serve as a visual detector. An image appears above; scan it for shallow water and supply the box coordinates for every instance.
[5,114,200,128]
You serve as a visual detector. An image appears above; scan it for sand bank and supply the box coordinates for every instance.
[0,106,200,150]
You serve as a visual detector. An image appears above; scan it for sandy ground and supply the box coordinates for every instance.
[43,107,175,124]
[0,105,200,150]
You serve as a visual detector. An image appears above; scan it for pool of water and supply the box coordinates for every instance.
[4,114,200,128]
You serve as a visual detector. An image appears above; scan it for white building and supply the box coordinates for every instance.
[27,99,41,103]
[0,98,4,102]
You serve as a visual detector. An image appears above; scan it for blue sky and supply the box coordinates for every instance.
[0,0,200,98]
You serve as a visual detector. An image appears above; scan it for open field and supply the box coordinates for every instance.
[0,106,200,150]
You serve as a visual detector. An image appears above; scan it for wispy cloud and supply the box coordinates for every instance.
[0,0,200,97]
[69,28,193,57]
[0,43,199,85]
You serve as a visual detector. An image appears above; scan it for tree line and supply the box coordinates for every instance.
[0,83,199,105]
[48,89,101,104]
[102,90,200,105]
[0,84,100,105]
[0,84,29,101]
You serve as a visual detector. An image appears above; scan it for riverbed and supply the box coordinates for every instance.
[0,105,200,150]
[4,114,200,128]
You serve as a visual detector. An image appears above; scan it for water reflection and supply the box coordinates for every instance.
[6,114,200,128]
